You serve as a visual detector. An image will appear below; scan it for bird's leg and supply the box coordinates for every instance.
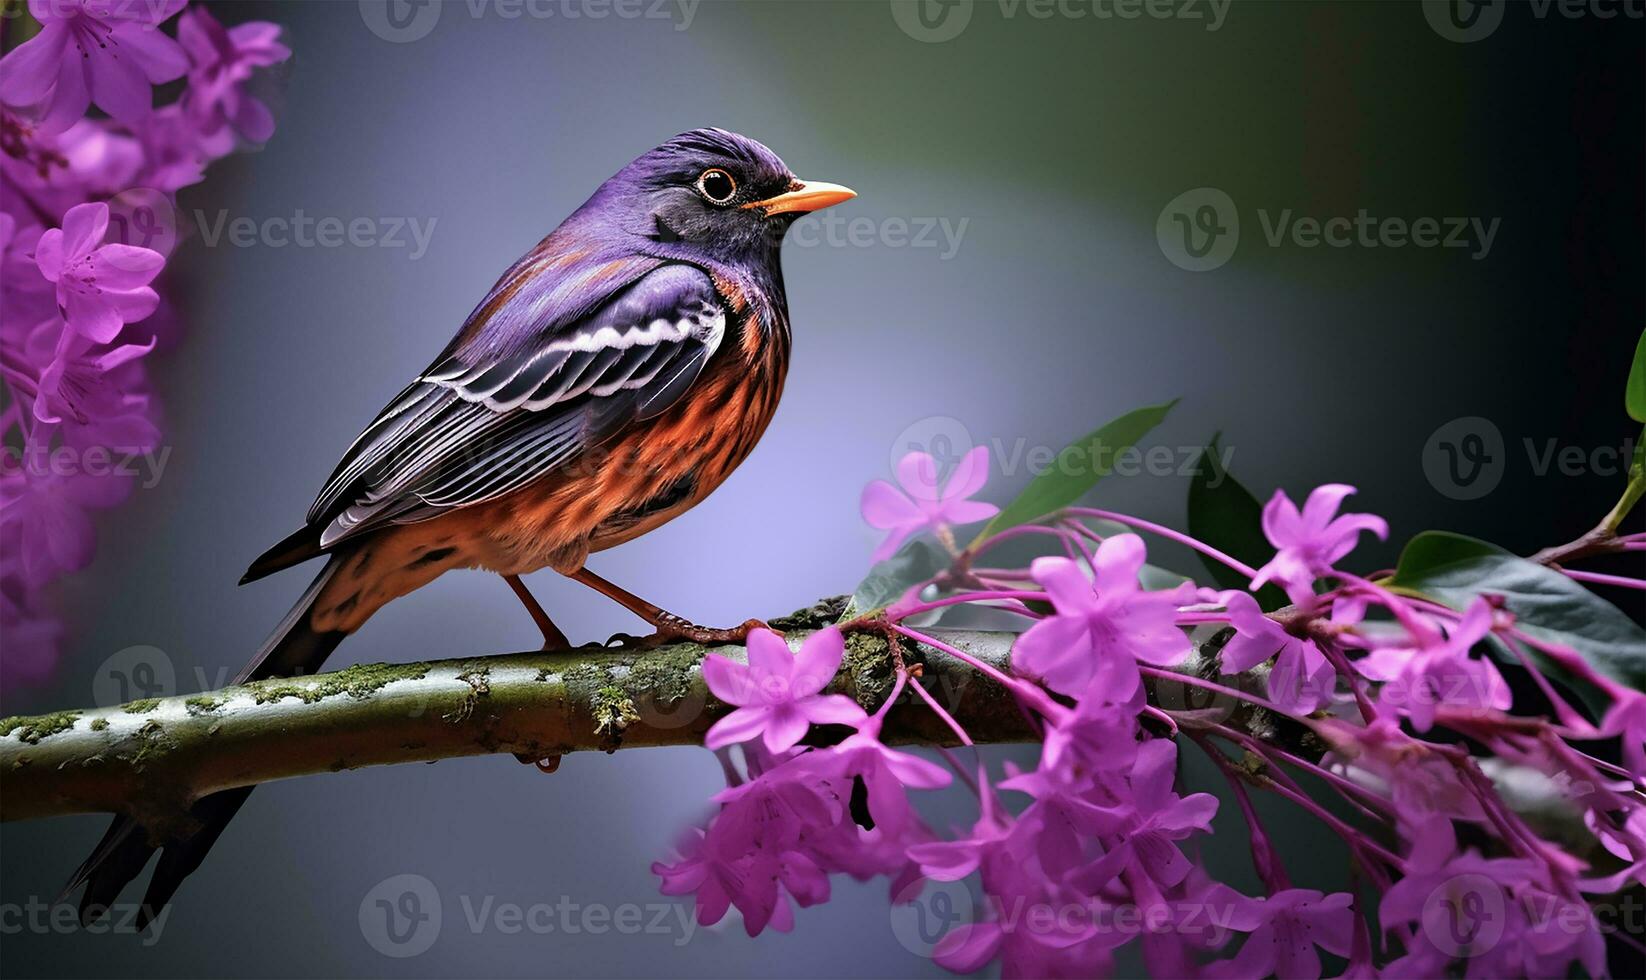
[567,567,767,646]
[502,574,571,651]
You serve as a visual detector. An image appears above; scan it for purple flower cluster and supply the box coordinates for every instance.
[0,1,289,683]
[658,457,1646,977]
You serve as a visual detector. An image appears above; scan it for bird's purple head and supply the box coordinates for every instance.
[579,128,855,265]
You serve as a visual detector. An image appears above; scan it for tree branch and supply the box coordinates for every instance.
[1,601,1076,832]
[1,595,1288,836]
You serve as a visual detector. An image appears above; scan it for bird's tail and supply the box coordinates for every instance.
[62,557,349,930]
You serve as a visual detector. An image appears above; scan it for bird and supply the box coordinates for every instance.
[63,128,855,926]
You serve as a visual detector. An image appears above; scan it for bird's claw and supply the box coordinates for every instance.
[605,618,773,649]
[648,615,772,646]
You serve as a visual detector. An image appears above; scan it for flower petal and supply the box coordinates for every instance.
[940,444,991,501]
[1031,556,1092,612]
[59,202,110,261]
[798,694,866,727]
[761,704,809,753]
[744,628,793,687]
[704,705,768,749]
[0,22,69,105]
[894,451,941,503]
[791,627,844,697]
[701,653,753,705]
[1093,533,1147,596]
[859,478,920,529]
[113,22,188,84]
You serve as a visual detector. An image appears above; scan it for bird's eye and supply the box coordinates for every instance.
[696,168,737,204]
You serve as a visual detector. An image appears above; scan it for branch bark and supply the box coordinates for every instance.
[0,602,1280,838]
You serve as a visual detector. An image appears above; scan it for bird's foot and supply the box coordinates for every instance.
[604,616,772,648]
[647,614,772,646]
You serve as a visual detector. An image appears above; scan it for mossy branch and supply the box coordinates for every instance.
[0,598,1283,839]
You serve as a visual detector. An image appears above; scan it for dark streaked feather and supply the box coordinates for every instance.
[300,262,726,551]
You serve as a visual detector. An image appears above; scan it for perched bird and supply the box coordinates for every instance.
[65,128,854,924]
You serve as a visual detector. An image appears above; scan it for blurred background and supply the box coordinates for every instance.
[2,0,1641,976]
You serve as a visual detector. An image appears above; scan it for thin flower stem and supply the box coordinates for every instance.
[968,523,1080,557]
[1317,638,1378,723]
[893,625,1064,719]
[1560,568,1646,591]
[1249,766,1404,869]
[935,747,981,796]
[1219,726,1391,829]
[1064,507,1261,580]
[1060,519,1099,571]
[1196,734,1289,891]
[906,670,975,746]
[873,670,909,724]
[1500,634,1589,730]
[1504,626,1625,702]
[1142,705,1179,736]
[1264,744,1396,815]
[892,589,1049,620]
[1335,573,1441,644]
[1173,612,1233,625]
[1136,665,1284,715]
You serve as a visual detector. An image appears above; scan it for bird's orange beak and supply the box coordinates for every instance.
[742,180,856,216]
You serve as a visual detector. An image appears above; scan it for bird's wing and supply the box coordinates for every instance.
[306,259,727,549]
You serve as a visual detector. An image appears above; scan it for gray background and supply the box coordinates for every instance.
[2,0,1642,976]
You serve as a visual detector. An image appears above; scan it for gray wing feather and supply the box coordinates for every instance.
[310,265,725,549]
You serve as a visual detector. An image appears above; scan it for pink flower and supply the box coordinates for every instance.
[1089,740,1220,887]
[1219,590,1337,713]
[0,585,63,686]
[1012,536,1194,697]
[1250,484,1388,604]
[178,5,289,143]
[0,0,188,131]
[35,202,164,344]
[1319,718,1486,825]
[860,445,997,561]
[1356,599,1511,732]
[23,319,157,434]
[1380,820,1605,978]
[0,464,132,589]
[1214,888,1355,980]
[701,627,867,752]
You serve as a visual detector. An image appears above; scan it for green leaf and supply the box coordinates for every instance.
[973,400,1178,544]
[1628,328,1646,423]
[1186,436,1287,611]
[839,538,952,619]
[1387,531,1646,714]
